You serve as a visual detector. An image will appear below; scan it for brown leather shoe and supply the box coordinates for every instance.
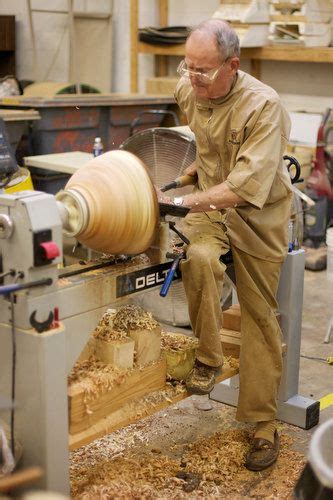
[185,360,221,395]
[245,430,280,471]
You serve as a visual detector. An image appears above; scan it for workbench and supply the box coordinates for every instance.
[24,151,92,175]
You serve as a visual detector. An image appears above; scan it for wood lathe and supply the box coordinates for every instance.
[0,150,186,494]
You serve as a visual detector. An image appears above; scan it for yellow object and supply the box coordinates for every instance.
[319,393,333,411]
[326,356,333,365]
[5,168,33,193]
[164,346,196,381]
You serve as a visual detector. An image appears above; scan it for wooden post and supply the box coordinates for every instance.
[156,0,169,77]
[130,0,139,92]
[250,58,261,80]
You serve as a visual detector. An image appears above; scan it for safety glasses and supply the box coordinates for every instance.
[177,59,227,84]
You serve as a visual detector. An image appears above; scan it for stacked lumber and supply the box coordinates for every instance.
[68,357,167,435]
[221,304,242,358]
[269,0,333,46]
[220,305,284,358]
[212,1,270,47]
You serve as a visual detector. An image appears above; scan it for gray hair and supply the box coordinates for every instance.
[188,19,240,60]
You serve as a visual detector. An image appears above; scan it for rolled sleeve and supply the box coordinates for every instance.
[226,100,289,209]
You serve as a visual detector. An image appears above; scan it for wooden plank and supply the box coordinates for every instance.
[138,41,333,63]
[130,0,139,92]
[138,41,186,56]
[0,467,43,493]
[24,151,92,175]
[221,329,287,355]
[0,109,40,121]
[241,46,333,63]
[222,306,241,332]
[69,362,239,450]
[68,358,167,434]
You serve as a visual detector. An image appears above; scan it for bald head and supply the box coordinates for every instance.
[188,19,240,61]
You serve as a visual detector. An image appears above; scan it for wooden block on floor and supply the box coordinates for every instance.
[222,305,241,332]
[94,337,135,369]
[129,325,161,366]
[68,358,167,434]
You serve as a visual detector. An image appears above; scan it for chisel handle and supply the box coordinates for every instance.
[0,278,52,296]
[160,257,181,297]
[160,174,197,192]
[0,283,21,295]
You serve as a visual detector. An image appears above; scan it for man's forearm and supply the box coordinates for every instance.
[182,182,245,212]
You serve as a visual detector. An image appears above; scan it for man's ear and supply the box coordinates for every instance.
[230,57,240,74]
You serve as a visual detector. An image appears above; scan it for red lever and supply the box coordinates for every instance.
[40,241,60,261]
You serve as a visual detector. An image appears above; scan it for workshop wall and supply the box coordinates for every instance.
[0,0,332,105]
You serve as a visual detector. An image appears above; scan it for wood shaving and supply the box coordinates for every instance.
[70,428,306,499]
[225,355,239,371]
[68,355,127,395]
[161,331,198,352]
[112,305,158,333]
[93,312,128,343]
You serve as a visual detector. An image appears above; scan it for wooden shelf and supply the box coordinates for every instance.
[139,41,333,63]
[138,41,186,56]
[241,45,333,63]
[130,1,333,91]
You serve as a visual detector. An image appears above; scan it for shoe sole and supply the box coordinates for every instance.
[245,455,278,472]
[186,385,214,395]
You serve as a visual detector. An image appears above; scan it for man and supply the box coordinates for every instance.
[168,19,292,471]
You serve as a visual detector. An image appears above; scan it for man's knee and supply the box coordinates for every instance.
[185,243,223,274]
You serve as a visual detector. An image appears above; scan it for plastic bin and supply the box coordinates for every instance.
[295,418,333,498]
[0,95,175,155]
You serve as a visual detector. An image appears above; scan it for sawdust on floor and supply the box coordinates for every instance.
[70,400,305,499]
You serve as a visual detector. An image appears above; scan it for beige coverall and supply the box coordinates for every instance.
[175,70,293,422]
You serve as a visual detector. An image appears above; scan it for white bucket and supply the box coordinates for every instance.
[326,228,333,282]
[309,418,333,489]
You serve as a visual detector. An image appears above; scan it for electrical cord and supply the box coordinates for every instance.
[300,354,333,364]
[10,293,16,456]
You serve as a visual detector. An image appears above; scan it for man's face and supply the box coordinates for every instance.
[184,31,239,100]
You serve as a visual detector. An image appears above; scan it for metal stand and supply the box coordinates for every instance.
[210,250,320,430]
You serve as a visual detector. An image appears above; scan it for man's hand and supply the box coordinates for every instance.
[184,161,197,177]
[155,186,172,204]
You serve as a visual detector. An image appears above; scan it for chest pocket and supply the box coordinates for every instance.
[224,127,244,168]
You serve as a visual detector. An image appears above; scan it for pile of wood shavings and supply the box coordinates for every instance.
[93,312,128,343]
[161,331,198,352]
[225,355,239,371]
[68,355,127,395]
[112,304,158,332]
[70,428,305,498]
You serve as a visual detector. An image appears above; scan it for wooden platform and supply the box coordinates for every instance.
[69,361,239,450]
[69,358,167,435]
